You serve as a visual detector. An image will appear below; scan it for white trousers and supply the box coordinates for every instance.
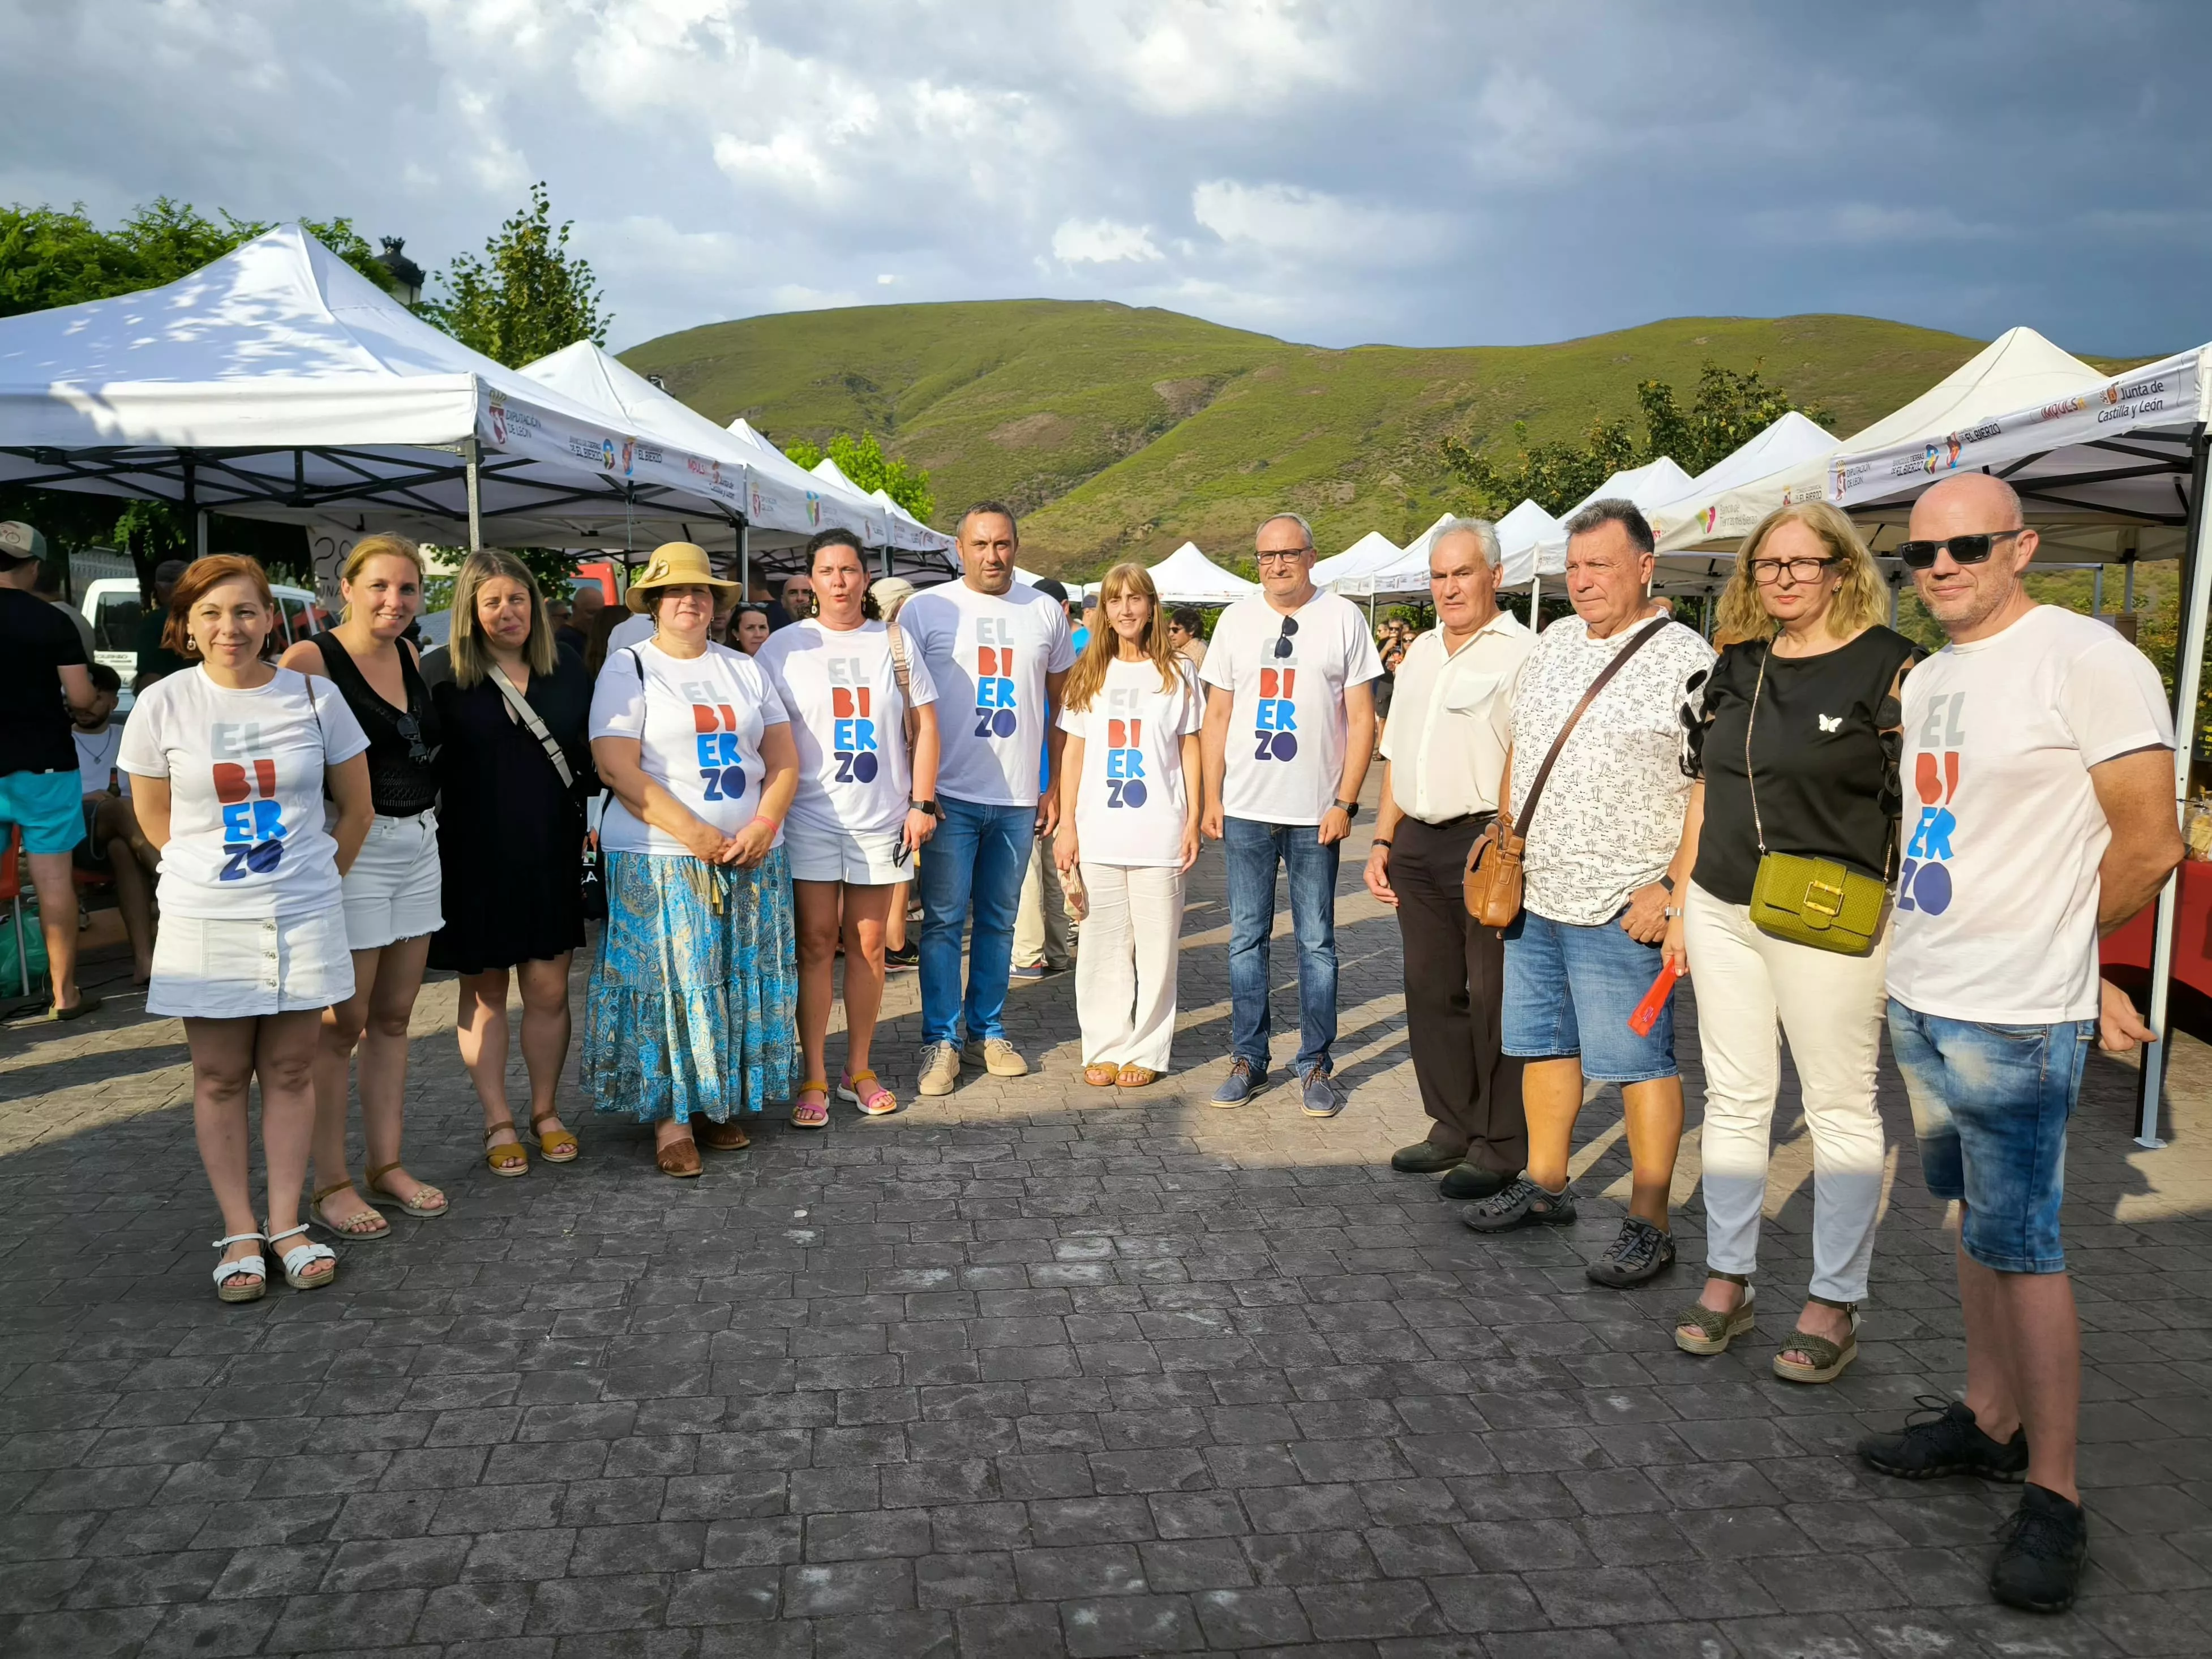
[1684,880,1890,1304]
[1074,862,1185,1071]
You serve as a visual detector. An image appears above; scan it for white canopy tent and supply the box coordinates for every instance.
[1147,541,1259,604]
[1312,530,1401,591]
[1641,413,1840,596]
[0,225,743,554]
[867,488,958,565]
[723,419,888,548]
[1827,344,2212,1144]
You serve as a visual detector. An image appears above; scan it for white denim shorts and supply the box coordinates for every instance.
[146,908,355,1019]
[337,810,444,950]
[784,820,906,886]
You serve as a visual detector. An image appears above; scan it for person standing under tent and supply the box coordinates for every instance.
[1054,561,1203,1088]
[1168,607,1208,673]
[0,519,102,1018]
[756,528,942,1124]
[1199,511,1383,1116]
[1463,500,1714,1288]
[900,503,1077,1095]
[1364,519,1533,1198]
[425,550,596,1178]
[71,662,161,987]
[279,535,449,1240]
[119,555,375,1301]
[584,543,800,1175]
[1856,473,2180,1614]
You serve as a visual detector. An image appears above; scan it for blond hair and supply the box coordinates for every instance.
[449,549,555,688]
[1714,501,1887,646]
[1062,561,1184,713]
[339,533,428,625]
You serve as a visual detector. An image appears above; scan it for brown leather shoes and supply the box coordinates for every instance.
[654,1135,702,1177]
[698,1121,752,1152]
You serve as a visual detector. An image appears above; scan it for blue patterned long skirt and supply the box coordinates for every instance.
[583,849,799,1122]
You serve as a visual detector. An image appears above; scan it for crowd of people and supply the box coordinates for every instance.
[0,467,2181,1615]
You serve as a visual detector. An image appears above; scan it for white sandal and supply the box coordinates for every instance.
[264,1222,337,1290]
[211,1232,267,1304]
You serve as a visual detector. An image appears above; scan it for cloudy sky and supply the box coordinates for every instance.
[7,0,2208,356]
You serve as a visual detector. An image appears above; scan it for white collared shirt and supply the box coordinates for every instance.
[1379,610,1534,823]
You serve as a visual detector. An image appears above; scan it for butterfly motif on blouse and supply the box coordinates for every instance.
[1817,714,1842,734]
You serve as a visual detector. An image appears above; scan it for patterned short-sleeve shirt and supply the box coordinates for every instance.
[1508,614,1714,927]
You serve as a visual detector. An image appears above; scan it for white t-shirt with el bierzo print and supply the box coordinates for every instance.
[1200,590,1383,827]
[590,639,788,855]
[899,580,1077,808]
[756,617,940,838]
[1059,655,1205,867]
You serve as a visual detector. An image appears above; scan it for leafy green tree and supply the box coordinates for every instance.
[781,431,934,522]
[418,183,608,368]
[0,198,394,319]
[1441,361,1833,516]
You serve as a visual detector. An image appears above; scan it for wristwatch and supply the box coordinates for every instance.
[910,798,942,820]
[1332,799,1360,821]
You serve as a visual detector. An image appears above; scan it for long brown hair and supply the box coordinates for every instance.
[449,549,555,688]
[1714,501,1888,647]
[1062,561,1183,713]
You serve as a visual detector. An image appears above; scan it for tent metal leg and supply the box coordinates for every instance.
[2136,431,2212,1148]
[1887,575,1900,628]
[1528,574,1541,628]
[196,512,208,560]
[2125,555,2137,612]
[739,523,750,601]
[2093,565,2104,616]
[464,439,482,552]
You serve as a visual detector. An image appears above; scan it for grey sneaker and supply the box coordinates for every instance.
[1300,1065,1344,1118]
[1586,1217,1676,1287]
[917,1041,962,1096]
[964,1038,1030,1078]
[1211,1057,1267,1107]
[1461,1174,1577,1234]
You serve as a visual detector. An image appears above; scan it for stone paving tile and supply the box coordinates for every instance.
[5,796,2212,1656]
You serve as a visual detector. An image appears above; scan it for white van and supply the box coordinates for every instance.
[81,577,331,708]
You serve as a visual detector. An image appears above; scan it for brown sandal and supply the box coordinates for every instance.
[1116,1066,1159,1088]
[1083,1063,1120,1087]
[482,1121,529,1178]
[698,1121,752,1151]
[310,1179,390,1240]
[530,1112,580,1163]
[367,1163,447,1218]
[655,1135,703,1177]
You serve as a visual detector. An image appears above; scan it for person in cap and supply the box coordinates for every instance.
[584,542,801,1176]
[0,520,104,1017]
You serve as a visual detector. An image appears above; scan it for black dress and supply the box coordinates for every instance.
[424,646,597,974]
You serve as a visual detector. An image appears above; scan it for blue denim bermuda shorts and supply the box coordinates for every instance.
[1886,999,2093,1275]
[1502,907,1677,1085]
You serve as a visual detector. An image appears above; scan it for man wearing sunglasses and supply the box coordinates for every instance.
[1199,513,1383,1114]
[1858,473,2180,1614]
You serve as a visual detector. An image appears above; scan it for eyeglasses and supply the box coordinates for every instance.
[1895,529,2024,571]
[1254,550,1309,567]
[1749,556,1837,585]
[396,711,432,767]
[1273,616,1300,659]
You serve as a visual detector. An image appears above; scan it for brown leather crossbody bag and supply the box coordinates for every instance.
[1464,619,1667,928]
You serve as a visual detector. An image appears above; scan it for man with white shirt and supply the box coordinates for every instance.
[1200,512,1383,1115]
[1363,520,1533,1198]
[899,503,1078,1095]
[1855,473,2180,1614]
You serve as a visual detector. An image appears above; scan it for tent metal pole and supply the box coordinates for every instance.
[2134,427,2212,1147]
[464,438,482,552]
[739,521,750,601]
[1528,574,1540,628]
[2124,553,2137,612]
[1887,573,1900,628]
[2092,565,2104,616]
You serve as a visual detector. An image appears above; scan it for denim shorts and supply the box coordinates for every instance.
[1887,1000,2093,1275]
[1502,906,1677,1084]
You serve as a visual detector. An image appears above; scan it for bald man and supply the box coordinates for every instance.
[1856,472,2181,1614]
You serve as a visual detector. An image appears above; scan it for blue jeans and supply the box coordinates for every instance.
[1887,1000,2093,1274]
[918,797,1035,1046]
[1223,816,1340,1073]
[1501,907,1677,1084]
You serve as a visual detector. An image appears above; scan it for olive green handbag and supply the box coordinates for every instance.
[1742,646,1890,955]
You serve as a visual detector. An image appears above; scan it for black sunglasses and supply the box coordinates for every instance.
[1272,616,1300,660]
[1895,529,2024,571]
[396,711,432,766]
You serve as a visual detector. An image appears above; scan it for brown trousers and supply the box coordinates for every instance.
[1392,812,1527,1173]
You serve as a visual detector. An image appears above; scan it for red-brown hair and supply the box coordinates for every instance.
[163,555,275,659]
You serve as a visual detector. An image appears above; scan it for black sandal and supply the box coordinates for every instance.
[1774,1296,1860,1383]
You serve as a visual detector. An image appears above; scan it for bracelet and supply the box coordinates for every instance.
[748,814,780,833]
[1371,838,1392,850]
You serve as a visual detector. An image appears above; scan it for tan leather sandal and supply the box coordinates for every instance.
[482,1121,529,1178]
[1116,1066,1159,1088]
[311,1180,389,1241]
[655,1135,703,1177]
[1083,1062,1120,1087]
[699,1120,751,1151]
[531,1112,580,1163]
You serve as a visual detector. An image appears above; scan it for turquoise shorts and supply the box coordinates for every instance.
[0,769,86,857]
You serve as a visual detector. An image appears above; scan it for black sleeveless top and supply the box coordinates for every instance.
[311,632,440,817]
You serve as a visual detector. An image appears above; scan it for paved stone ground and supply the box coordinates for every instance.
[3,801,2210,1659]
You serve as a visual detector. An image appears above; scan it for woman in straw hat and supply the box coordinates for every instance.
[584,543,801,1176]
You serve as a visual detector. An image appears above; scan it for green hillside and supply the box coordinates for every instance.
[620,301,2093,576]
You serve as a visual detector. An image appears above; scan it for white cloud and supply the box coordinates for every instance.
[1191,179,1450,263]
[1051,218,1163,264]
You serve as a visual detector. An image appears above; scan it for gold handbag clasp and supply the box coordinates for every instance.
[1801,874,1845,920]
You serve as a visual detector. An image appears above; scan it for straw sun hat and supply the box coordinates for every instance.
[624,542,739,613]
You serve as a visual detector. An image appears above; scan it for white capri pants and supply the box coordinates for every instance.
[1684,880,1891,1305]
[1074,862,1185,1073]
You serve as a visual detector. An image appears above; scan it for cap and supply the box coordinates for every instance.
[1032,577,1069,605]
[0,521,46,568]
